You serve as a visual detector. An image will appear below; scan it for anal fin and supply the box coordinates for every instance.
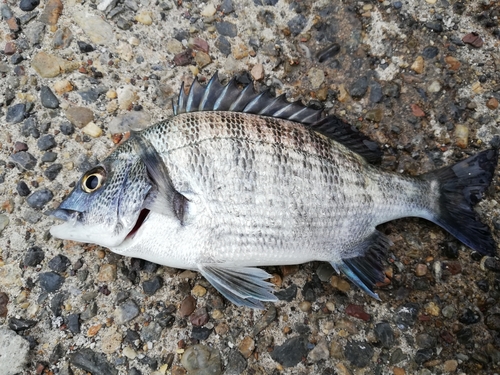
[331,230,391,300]
[199,264,278,309]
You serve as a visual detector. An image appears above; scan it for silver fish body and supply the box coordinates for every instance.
[51,74,498,308]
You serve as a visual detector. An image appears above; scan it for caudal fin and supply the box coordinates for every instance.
[423,149,498,256]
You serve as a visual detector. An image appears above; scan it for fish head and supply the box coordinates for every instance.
[50,144,152,248]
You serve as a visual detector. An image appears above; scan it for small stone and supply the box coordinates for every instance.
[441,305,456,319]
[194,51,211,68]
[344,340,374,368]
[143,275,163,295]
[37,134,56,151]
[67,314,80,334]
[4,42,16,55]
[20,0,40,11]
[271,335,309,367]
[225,350,246,375]
[238,336,255,359]
[73,11,115,46]
[181,345,222,375]
[166,39,184,54]
[365,108,383,122]
[251,63,265,81]
[39,271,64,292]
[31,51,78,78]
[444,56,460,70]
[308,339,329,362]
[0,327,30,374]
[135,10,153,25]
[411,104,425,117]
[201,3,216,17]
[53,26,73,49]
[60,122,74,136]
[215,21,237,37]
[122,346,137,360]
[53,80,73,94]
[415,348,434,364]
[0,292,9,318]
[415,263,428,276]
[345,304,370,321]
[39,0,62,25]
[299,301,312,312]
[374,322,394,349]
[424,301,440,316]
[454,124,468,149]
[416,333,437,349]
[141,321,163,342]
[316,263,334,282]
[486,97,498,110]
[77,41,94,53]
[287,14,307,36]
[6,103,26,124]
[215,36,231,56]
[338,84,350,102]
[252,305,276,337]
[65,106,94,128]
[98,264,117,282]
[44,163,63,181]
[458,308,480,325]
[422,46,439,59]
[40,85,60,109]
[308,67,325,89]
[81,122,103,138]
[16,181,31,197]
[443,359,458,372]
[68,348,118,375]
[48,254,70,272]
[41,152,58,163]
[191,285,207,297]
[0,215,9,234]
[427,81,441,93]
[117,86,138,110]
[330,275,351,293]
[180,295,196,317]
[11,151,37,170]
[114,300,140,324]
[411,56,424,73]
[274,284,297,301]
[393,368,405,375]
[462,32,483,48]
[350,76,368,99]
[24,246,44,267]
[191,326,213,341]
[485,314,500,331]
[395,303,419,330]
[27,188,53,209]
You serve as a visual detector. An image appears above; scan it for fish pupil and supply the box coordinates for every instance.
[86,175,99,190]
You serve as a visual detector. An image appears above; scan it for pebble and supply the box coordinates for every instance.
[27,188,53,209]
[17,181,33,198]
[108,111,152,133]
[287,14,307,36]
[44,163,63,181]
[251,63,265,81]
[194,51,212,68]
[299,301,312,312]
[416,333,436,349]
[365,108,383,122]
[427,81,441,93]
[114,300,140,324]
[117,86,138,110]
[67,313,80,334]
[24,246,45,267]
[454,124,468,148]
[0,215,9,234]
[215,21,237,37]
[53,80,73,94]
[308,339,329,362]
[65,106,94,128]
[141,275,162,295]
[141,321,163,342]
[0,327,30,375]
[414,348,434,364]
[344,340,374,367]
[270,335,309,367]
[462,32,483,48]
[411,56,424,73]
[411,104,425,117]
[98,264,117,282]
[308,67,325,89]
[191,285,207,297]
[238,336,255,359]
[10,151,37,170]
[181,345,222,375]
[444,56,460,70]
[424,301,440,316]
[201,3,216,17]
[337,84,350,102]
[317,43,340,63]
[415,263,428,276]
[48,254,70,272]
[274,284,297,301]
[31,51,78,78]
[395,303,419,330]
[443,359,458,372]
[191,326,213,341]
[19,0,40,11]
[122,346,137,359]
[345,304,370,321]
[6,103,26,123]
[350,76,368,99]
[9,317,37,332]
[60,122,74,135]
[458,308,480,325]
[69,348,118,375]
[225,350,246,375]
[252,305,276,337]
[0,292,8,318]
[82,122,103,138]
[374,322,395,349]
[136,10,153,25]
[179,295,196,317]
[330,275,351,292]
[215,36,231,56]
[485,314,500,331]
[37,134,56,151]
[486,97,498,110]
[53,26,73,49]
[41,152,58,163]
[422,46,439,59]
[73,11,115,46]
[38,271,64,292]
[190,307,209,327]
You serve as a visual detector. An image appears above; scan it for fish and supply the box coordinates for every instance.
[50,72,499,309]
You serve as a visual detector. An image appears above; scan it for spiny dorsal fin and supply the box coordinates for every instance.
[173,72,383,163]
[173,71,322,124]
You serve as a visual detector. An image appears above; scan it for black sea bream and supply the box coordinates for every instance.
[50,73,499,308]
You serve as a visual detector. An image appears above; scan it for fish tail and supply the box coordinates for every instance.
[422,148,498,256]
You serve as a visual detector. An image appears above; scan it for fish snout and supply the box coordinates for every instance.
[50,207,81,222]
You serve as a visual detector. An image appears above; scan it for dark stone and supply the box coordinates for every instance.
[24,246,44,267]
[416,333,437,349]
[48,254,71,272]
[252,305,276,336]
[221,0,234,14]
[317,43,340,63]
[374,322,395,349]
[393,1,402,9]
[140,321,163,342]
[50,293,66,317]
[484,257,500,273]
[9,317,37,332]
[155,311,175,328]
[459,308,481,325]
[115,16,132,30]
[142,276,163,296]
[21,117,40,138]
[344,340,374,367]
[190,307,209,327]
[41,152,58,163]
[77,41,94,53]
[350,76,369,99]
[413,277,429,291]
[6,103,26,123]
[294,323,311,335]
[44,163,63,181]
[68,348,118,375]
[16,181,31,196]
[125,329,140,348]
[40,85,59,109]
[415,348,434,364]
[426,21,443,32]
[128,368,142,375]
[275,284,297,301]
[78,89,99,103]
[369,81,383,103]
[67,313,81,334]
[270,335,309,367]
[138,356,158,370]
[477,279,489,292]
[19,0,40,11]
[456,327,473,344]
[254,0,278,5]
[173,49,193,66]
[215,21,237,37]
[60,122,74,135]
[191,326,213,341]
[39,271,65,292]
[422,46,439,59]
[49,342,64,364]
[382,82,400,98]
[485,314,500,331]
[287,14,307,36]
[394,303,419,330]
[215,36,231,56]
[37,134,57,151]
[142,260,159,273]
[10,53,23,64]
[225,350,247,375]
[10,151,37,170]
[442,241,459,259]
[27,188,53,209]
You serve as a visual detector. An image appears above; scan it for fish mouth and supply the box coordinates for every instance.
[50,208,82,223]
[126,209,150,240]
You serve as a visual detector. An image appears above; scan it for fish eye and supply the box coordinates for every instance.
[81,168,106,193]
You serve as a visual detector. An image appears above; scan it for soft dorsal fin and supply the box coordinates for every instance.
[173,72,383,163]
[173,71,322,124]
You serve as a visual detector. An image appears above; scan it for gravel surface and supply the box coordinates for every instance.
[0,0,500,374]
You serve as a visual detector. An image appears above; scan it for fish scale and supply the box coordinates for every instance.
[50,73,498,308]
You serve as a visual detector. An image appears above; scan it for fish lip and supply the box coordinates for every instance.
[125,208,150,240]
[50,207,82,222]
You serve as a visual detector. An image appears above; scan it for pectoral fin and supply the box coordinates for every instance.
[199,264,278,309]
[331,230,391,300]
